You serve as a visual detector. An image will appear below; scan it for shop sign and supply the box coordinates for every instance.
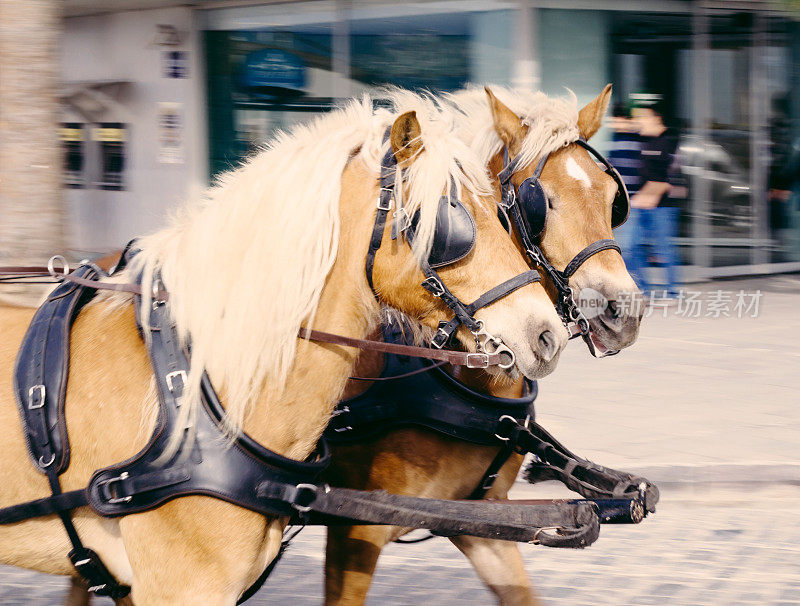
[240,48,306,92]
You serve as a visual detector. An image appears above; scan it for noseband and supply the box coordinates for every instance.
[365,140,544,368]
[497,139,628,355]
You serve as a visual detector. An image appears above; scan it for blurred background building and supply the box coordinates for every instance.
[31,0,800,277]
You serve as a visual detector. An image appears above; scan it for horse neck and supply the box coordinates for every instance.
[241,159,380,461]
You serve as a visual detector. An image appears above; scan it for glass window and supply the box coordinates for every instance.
[205,3,336,177]
[203,2,513,180]
[347,8,513,92]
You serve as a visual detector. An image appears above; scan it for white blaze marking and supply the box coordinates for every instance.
[565,156,591,188]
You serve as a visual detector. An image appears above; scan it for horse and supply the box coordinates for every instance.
[322,85,643,606]
[0,92,567,604]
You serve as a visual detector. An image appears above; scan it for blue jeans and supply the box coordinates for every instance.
[626,207,681,296]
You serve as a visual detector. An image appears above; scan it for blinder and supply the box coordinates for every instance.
[366,132,543,365]
[406,179,477,268]
[506,139,630,240]
[497,136,629,358]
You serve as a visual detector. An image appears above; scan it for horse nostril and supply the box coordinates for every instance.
[538,330,557,363]
[607,300,621,320]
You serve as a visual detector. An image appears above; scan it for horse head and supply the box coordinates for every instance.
[370,108,567,380]
[483,85,642,354]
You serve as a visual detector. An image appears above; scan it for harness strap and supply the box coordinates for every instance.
[0,487,87,524]
[365,147,397,293]
[467,439,515,500]
[560,239,621,279]
[466,270,540,314]
[431,269,541,348]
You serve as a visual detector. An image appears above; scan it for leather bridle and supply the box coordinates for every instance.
[497,139,626,357]
[366,142,545,369]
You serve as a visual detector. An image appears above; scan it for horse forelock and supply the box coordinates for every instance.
[446,86,581,175]
[108,91,490,445]
[381,88,493,265]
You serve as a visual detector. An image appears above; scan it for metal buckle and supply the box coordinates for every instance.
[28,384,45,409]
[98,472,132,504]
[421,277,445,298]
[376,191,393,211]
[291,483,319,513]
[431,327,450,349]
[465,353,489,369]
[525,248,543,265]
[499,187,516,210]
[165,370,186,393]
[152,277,167,308]
[331,405,350,417]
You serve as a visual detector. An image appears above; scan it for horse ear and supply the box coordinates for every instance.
[485,86,524,148]
[390,111,423,165]
[578,83,613,141]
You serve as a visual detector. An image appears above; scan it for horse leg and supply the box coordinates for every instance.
[325,525,393,606]
[449,535,542,606]
[118,497,284,606]
[65,577,91,606]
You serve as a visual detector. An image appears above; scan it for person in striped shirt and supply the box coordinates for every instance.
[607,103,642,255]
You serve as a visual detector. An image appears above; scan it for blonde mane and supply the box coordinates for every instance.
[446,86,581,170]
[109,91,492,442]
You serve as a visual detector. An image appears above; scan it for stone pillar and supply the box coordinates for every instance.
[0,0,64,304]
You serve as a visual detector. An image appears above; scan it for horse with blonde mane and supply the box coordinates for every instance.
[322,85,645,606]
[0,92,566,604]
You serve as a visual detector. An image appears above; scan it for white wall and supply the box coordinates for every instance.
[537,8,611,151]
[61,6,207,254]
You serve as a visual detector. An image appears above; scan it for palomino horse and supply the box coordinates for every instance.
[323,86,643,605]
[0,93,567,604]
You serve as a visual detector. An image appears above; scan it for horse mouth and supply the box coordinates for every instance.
[585,328,620,358]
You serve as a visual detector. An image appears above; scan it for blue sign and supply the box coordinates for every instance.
[240,49,306,93]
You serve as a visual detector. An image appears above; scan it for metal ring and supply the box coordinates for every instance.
[39,453,55,468]
[47,255,70,279]
[493,414,519,441]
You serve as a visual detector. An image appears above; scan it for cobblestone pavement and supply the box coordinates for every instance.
[1,484,798,605]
